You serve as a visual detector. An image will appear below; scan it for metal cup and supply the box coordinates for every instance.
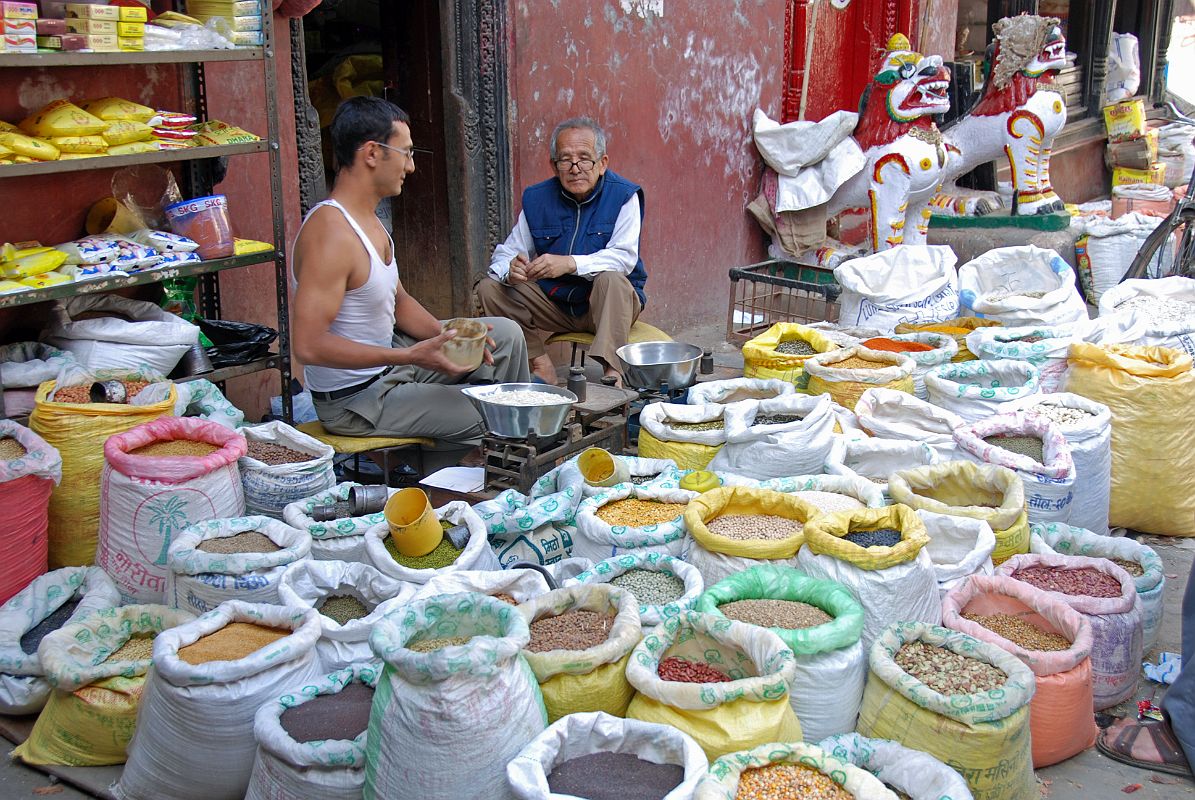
[178,341,214,376]
[89,380,127,404]
[349,485,388,516]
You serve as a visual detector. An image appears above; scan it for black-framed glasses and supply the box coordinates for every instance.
[554,158,596,173]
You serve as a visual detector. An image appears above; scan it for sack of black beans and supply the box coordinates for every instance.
[696,564,866,742]
[854,387,965,461]
[415,567,552,604]
[474,459,585,567]
[924,358,1041,423]
[246,662,379,800]
[995,553,1143,709]
[507,710,707,800]
[857,622,1036,800]
[917,510,997,598]
[638,402,727,471]
[364,499,499,583]
[0,566,120,714]
[706,393,838,481]
[953,412,1076,526]
[696,740,893,799]
[557,454,681,498]
[240,421,335,519]
[283,482,398,563]
[686,377,794,405]
[367,592,547,800]
[573,485,697,564]
[277,559,415,672]
[818,733,975,800]
[166,515,313,614]
[825,436,938,499]
[567,552,703,626]
[624,610,800,761]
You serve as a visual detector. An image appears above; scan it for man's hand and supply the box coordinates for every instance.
[507,253,531,284]
[399,328,472,375]
[526,253,576,280]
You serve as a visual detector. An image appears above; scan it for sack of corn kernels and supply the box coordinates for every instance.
[707,393,839,481]
[573,485,697,564]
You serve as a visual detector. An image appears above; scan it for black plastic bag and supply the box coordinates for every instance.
[199,318,278,368]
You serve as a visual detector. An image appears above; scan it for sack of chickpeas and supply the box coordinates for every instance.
[818,733,975,800]
[573,485,697,563]
[283,482,397,562]
[695,741,895,799]
[638,402,727,470]
[567,552,703,627]
[240,421,335,519]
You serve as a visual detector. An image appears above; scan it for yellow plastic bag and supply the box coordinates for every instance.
[106,141,158,156]
[685,487,817,560]
[101,120,154,146]
[192,120,260,146]
[0,280,27,294]
[19,99,107,138]
[0,246,67,280]
[49,135,107,154]
[637,426,722,471]
[20,270,73,289]
[0,131,60,161]
[0,121,18,133]
[895,317,1003,361]
[79,96,155,123]
[741,323,840,388]
[805,346,915,410]
[0,141,12,159]
[802,504,930,570]
[12,675,144,766]
[1065,343,1195,536]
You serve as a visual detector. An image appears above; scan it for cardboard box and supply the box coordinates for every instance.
[1,2,37,20]
[35,17,66,34]
[1105,129,1158,170]
[1103,98,1148,143]
[232,14,260,31]
[65,16,115,33]
[35,31,84,48]
[79,31,116,50]
[65,2,118,19]
[2,32,35,49]
[117,5,146,22]
[3,18,34,33]
[1112,163,1167,187]
[117,34,141,50]
[116,20,141,36]
[37,1,67,19]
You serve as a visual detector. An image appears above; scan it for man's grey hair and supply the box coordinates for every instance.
[550,117,607,159]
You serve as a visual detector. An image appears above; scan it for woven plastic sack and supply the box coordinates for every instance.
[508,710,708,800]
[924,359,1041,423]
[857,622,1036,800]
[98,417,248,603]
[474,458,585,567]
[834,245,961,333]
[31,369,177,567]
[246,662,379,800]
[573,485,697,563]
[721,472,885,505]
[277,559,416,671]
[683,487,820,587]
[802,504,931,570]
[364,499,500,582]
[805,346,915,410]
[45,294,199,375]
[518,584,642,722]
[240,421,336,519]
[696,565,866,742]
[283,482,396,563]
[686,377,794,405]
[0,341,75,390]
[825,437,938,500]
[366,593,547,800]
[0,567,120,714]
[113,602,325,800]
[166,516,313,614]
[809,322,887,348]
[819,733,975,800]
[625,610,800,761]
[696,741,894,799]
[888,462,1029,566]
[942,575,1097,767]
[957,245,1089,326]
[854,387,964,460]
[1000,393,1112,534]
[639,402,727,470]
[896,316,1003,362]
[1064,343,1195,536]
[414,567,552,604]
[0,421,61,605]
[741,323,840,388]
[872,331,958,399]
[967,324,1083,394]
[1097,276,1195,355]
[707,393,838,480]
[917,510,996,598]
[173,378,245,429]
[567,552,703,626]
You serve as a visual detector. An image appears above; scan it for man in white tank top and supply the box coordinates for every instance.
[291,97,529,463]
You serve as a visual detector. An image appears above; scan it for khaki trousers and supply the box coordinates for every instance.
[474,271,642,369]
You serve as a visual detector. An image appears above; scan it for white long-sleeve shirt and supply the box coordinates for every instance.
[487,194,641,283]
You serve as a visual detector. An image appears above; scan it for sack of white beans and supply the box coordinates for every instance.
[567,552,703,627]
[707,393,839,481]
[854,387,964,461]
[283,482,397,563]
[819,732,975,800]
[924,359,1041,423]
[1097,276,1195,356]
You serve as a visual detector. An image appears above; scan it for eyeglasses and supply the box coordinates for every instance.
[361,141,415,159]
[554,157,596,173]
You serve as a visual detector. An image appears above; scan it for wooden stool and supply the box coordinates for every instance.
[546,321,673,367]
[296,421,433,487]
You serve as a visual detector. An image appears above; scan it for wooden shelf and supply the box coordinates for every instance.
[0,141,267,179]
[0,49,264,68]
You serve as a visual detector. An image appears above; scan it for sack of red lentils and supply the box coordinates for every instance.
[0,420,61,606]
[818,733,974,800]
[283,482,397,563]
[239,421,335,520]
[366,592,547,800]
[917,510,997,598]
[567,552,703,627]
[364,499,499,583]
[624,610,800,762]
[696,741,894,799]
[686,377,794,405]
[923,359,1041,423]
[573,485,697,564]
[825,437,938,500]
[707,393,838,481]
[854,387,965,461]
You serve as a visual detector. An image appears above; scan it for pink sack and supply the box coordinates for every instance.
[0,422,62,605]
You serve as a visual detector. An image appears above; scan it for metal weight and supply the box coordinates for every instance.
[349,485,388,516]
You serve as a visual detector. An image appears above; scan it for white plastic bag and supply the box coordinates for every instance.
[1098,276,1195,356]
[917,510,996,598]
[966,324,1080,394]
[708,393,838,480]
[958,245,1089,326]
[1104,33,1140,103]
[720,473,886,509]
[825,437,938,498]
[924,358,1041,423]
[819,733,975,800]
[1157,122,1195,189]
[240,421,336,519]
[834,245,960,332]
[283,482,397,563]
[566,552,704,627]
[364,500,500,583]
[173,379,245,429]
[0,341,75,389]
[640,402,731,447]
[45,294,199,375]
[879,331,958,399]
[854,387,964,460]
[573,485,697,563]
[686,378,793,405]
[1077,213,1167,304]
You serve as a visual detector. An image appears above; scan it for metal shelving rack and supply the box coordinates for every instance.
[0,11,292,421]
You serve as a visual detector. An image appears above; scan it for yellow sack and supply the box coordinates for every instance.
[1065,343,1195,536]
[101,120,154,146]
[49,135,108,154]
[79,96,155,124]
[12,675,143,766]
[638,428,721,470]
[803,504,930,570]
[896,316,1003,362]
[742,322,839,388]
[0,131,60,161]
[31,377,176,568]
[701,741,895,798]
[805,346,915,410]
[637,403,726,471]
[192,120,260,146]
[57,153,101,160]
[0,246,67,280]
[106,141,158,156]
[685,487,817,560]
[20,270,73,289]
[19,99,107,138]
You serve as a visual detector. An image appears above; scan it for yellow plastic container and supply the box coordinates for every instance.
[578,447,627,488]
[384,488,443,558]
[679,470,719,494]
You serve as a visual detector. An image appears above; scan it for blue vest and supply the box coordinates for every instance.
[521,170,647,316]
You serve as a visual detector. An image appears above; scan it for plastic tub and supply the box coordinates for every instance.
[164,195,235,260]
[441,318,488,371]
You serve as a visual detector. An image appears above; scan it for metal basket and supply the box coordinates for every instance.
[726,259,841,343]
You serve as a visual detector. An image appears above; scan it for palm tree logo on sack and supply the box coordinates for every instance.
[132,490,215,566]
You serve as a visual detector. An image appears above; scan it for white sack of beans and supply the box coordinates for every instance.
[999,393,1112,535]
[924,358,1041,424]
[573,486,698,564]
[240,421,335,520]
[640,402,730,446]
[957,245,1089,327]
[166,516,312,614]
[854,387,965,461]
[686,378,794,406]
[819,732,975,800]
[364,500,499,584]
[283,482,398,563]
[825,437,938,500]
[707,393,838,482]
[414,567,552,604]
[566,552,704,627]
[473,460,586,568]
[720,473,885,510]
[277,559,416,672]
[1098,275,1195,354]
[916,510,996,599]
[114,602,324,800]
[556,454,681,498]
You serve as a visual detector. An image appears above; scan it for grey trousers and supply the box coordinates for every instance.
[1162,554,1195,767]
[311,317,529,453]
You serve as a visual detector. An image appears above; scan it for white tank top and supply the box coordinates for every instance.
[294,199,401,392]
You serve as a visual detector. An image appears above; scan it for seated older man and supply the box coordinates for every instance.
[476,117,646,386]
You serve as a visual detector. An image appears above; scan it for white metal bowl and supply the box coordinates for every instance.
[616,341,702,392]
[461,383,577,439]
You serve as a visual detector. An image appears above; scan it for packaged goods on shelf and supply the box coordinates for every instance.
[64,3,118,20]
[1,2,37,20]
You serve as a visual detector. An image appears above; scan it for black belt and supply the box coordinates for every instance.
[309,368,390,402]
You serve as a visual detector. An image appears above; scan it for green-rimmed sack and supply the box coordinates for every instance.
[696,565,865,742]
[802,504,930,570]
[741,322,840,389]
[473,459,584,567]
[366,593,546,800]
[559,454,682,498]
[923,359,1040,423]
[518,584,642,722]
[283,482,397,563]
[567,552,703,626]
[818,733,975,800]
[857,622,1036,800]
[877,331,958,399]
[625,610,800,761]
[721,473,886,510]
[696,741,894,799]
[364,500,500,583]
[573,485,697,563]
[246,662,380,800]
[895,317,1003,362]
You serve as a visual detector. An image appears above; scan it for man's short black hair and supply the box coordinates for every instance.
[329,96,411,172]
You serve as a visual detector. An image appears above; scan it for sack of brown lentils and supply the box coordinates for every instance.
[114,601,325,800]
[856,622,1036,800]
[854,387,965,461]
[818,733,974,800]
[923,359,1040,424]
[804,346,916,411]
[364,499,500,583]
[695,740,894,799]
[283,481,398,563]
[696,564,866,743]
[624,610,800,762]
[240,421,336,519]
[686,377,794,405]
[917,510,996,598]
[366,592,547,800]
[165,515,313,614]
[277,559,416,672]
[567,551,703,627]
[707,393,838,481]
[638,402,727,471]
[573,485,697,564]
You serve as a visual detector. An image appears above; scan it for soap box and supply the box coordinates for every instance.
[37,1,66,19]
[3,18,34,33]
[117,34,141,50]
[2,32,35,49]
[232,14,260,31]
[36,31,83,48]
[65,2,118,19]
[1,2,37,20]
[36,17,66,34]
[231,29,262,46]
[80,31,117,50]
[65,16,115,33]
[116,20,141,36]
[117,5,146,22]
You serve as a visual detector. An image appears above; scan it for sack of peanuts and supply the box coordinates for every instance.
[474,459,586,567]
[804,346,916,411]
[1030,521,1165,649]
[706,393,838,481]
[0,421,61,606]
[367,593,547,800]
[573,485,697,564]
[638,402,729,471]
[857,621,1036,800]
[98,417,248,604]
[995,553,1143,709]
[0,566,120,715]
[114,602,325,800]
[282,482,397,563]
[166,516,313,614]
[854,387,964,461]
[365,500,499,583]
[942,574,1097,767]
[240,422,335,519]
[825,436,938,499]
[14,604,195,767]
[696,740,894,799]
[924,359,1041,423]
[415,567,552,605]
[686,377,794,405]
[741,323,841,389]
[696,565,866,742]
[917,510,996,598]
[957,245,1089,327]
[277,559,415,671]
[1097,275,1195,354]
[507,710,708,800]
[819,733,975,800]
[567,552,703,627]
[888,462,1029,566]
[895,316,1003,362]
[246,662,378,800]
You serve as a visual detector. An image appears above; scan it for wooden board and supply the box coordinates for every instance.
[0,714,121,800]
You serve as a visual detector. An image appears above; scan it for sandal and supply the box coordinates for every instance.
[1096,717,1194,778]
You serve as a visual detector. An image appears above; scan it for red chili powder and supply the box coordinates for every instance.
[862,338,934,353]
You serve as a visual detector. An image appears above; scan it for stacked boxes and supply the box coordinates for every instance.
[2,2,38,53]
[1103,98,1167,187]
[186,0,262,46]
[116,4,145,51]
[64,3,117,51]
